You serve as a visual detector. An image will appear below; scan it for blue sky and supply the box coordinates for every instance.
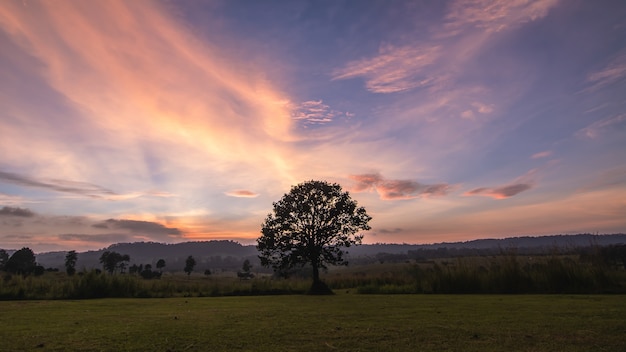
[0,0,625,252]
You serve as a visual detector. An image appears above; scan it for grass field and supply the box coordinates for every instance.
[1,294,624,351]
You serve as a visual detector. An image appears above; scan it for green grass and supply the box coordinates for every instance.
[1,294,624,351]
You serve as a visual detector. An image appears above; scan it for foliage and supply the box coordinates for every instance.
[5,247,37,276]
[0,249,8,271]
[156,259,166,272]
[184,255,196,276]
[237,259,254,280]
[99,251,130,274]
[257,180,371,293]
[65,250,78,276]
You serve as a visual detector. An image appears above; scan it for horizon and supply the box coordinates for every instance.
[3,232,623,255]
[1,1,625,253]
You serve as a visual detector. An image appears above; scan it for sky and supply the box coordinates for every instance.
[1,0,625,253]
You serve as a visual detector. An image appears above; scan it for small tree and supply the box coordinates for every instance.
[5,247,37,276]
[65,250,78,276]
[184,255,196,276]
[99,251,130,274]
[156,259,166,273]
[257,180,371,294]
[237,259,254,280]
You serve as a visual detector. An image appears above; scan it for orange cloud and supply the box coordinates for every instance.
[225,190,260,198]
[0,1,297,191]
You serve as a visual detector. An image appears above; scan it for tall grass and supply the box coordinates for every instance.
[1,249,624,299]
[352,252,625,294]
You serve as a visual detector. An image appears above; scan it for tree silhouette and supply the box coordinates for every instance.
[184,255,196,276]
[99,251,130,274]
[257,180,371,294]
[237,259,254,280]
[0,249,8,271]
[5,247,37,276]
[65,250,78,276]
[156,259,166,273]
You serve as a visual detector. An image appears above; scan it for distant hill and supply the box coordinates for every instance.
[32,233,626,272]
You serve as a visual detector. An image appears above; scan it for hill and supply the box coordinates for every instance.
[32,233,626,272]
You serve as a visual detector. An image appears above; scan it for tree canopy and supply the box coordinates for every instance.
[184,255,196,276]
[99,251,130,274]
[65,250,78,276]
[5,247,37,275]
[257,180,371,293]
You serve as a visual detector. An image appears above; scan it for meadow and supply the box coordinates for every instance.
[1,294,624,351]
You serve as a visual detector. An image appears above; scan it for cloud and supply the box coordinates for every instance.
[0,170,174,201]
[92,219,181,236]
[576,113,626,139]
[444,0,560,34]
[0,0,298,210]
[58,233,131,243]
[291,100,351,125]
[0,206,35,217]
[224,190,259,198]
[332,44,442,93]
[585,50,626,92]
[378,228,403,234]
[332,0,559,95]
[465,183,533,199]
[531,151,553,159]
[0,171,117,198]
[464,167,540,199]
[349,173,452,200]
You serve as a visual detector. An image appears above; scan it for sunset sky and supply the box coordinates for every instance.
[1,0,625,253]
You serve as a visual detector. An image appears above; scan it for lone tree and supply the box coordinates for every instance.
[257,180,371,294]
[65,250,78,276]
[184,255,196,276]
[156,259,166,273]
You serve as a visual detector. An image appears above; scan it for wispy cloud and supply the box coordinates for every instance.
[444,0,560,34]
[350,173,452,200]
[531,150,553,159]
[291,100,351,125]
[586,50,626,92]
[465,169,537,199]
[0,171,172,201]
[577,113,626,138]
[224,190,259,198]
[58,233,131,244]
[332,0,559,95]
[93,219,181,236]
[332,44,442,93]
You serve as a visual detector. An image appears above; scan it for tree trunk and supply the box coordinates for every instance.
[312,263,320,284]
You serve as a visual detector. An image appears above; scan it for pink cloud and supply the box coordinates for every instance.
[445,0,560,34]
[291,100,351,125]
[531,150,552,159]
[585,50,626,92]
[465,168,539,199]
[349,173,452,200]
[465,183,533,199]
[577,113,626,139]
[332,44,442,93]
[225,190,259,198]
